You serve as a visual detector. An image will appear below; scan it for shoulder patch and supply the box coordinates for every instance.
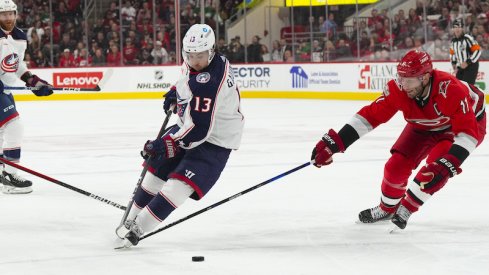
[196,72,211,83]
[439,80,450,98]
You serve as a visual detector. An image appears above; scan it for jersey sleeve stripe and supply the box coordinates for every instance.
[348,114,373,138]
[453,132,478,155]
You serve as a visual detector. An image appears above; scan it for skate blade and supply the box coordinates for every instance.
[388,225,402,234]
[1,186,33,194]
[114,239,133,250]
[355,219,392,225]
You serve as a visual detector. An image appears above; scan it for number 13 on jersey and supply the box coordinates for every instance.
[194,96,212,112]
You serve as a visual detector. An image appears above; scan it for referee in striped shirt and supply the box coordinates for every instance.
[450,18,481,84]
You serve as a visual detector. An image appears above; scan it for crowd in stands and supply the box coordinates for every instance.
[262,0,489,63]
[12,0,489,68]
[16,0,220,68]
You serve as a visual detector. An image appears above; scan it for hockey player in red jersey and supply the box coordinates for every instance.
[311,50,486,229]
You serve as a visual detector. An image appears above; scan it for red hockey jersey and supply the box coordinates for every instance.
[350,70,485,152]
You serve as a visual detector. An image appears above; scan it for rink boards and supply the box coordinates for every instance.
[12,61,489,102]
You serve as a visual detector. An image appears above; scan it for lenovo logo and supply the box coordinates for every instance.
[53,72,103,88]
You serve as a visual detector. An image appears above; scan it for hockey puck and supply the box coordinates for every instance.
[192,256,205,262]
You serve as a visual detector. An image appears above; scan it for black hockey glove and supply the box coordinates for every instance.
[163,86,177,114]
[22,73,54,96]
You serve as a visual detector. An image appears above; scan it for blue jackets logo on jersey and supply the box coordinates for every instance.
[1,53,19,73]
[196,72,211,83]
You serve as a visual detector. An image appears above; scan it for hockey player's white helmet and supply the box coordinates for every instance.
[182,24,215,69]
[0,0,17,32]
[0,0,17,13]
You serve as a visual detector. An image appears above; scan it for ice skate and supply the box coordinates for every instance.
[358,205,394,223]
[115,220,144,249]
[0,171,33,194]
[391,205,412,230]
[115,219,134,239]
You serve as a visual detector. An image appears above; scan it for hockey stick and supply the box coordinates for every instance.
[139,161,312,241]
[0,157,127,210]
[4,86,102,92]
[117,106,175,228]
[4,68,114,92]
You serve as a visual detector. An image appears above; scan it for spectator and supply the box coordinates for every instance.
[25,53,36,68]
[368,9,383,29]
[122,38,138,65]
[95,32,108,53]
[28,31,41,54]
[151,41,169,64]
[34,50,51,68]
[323,40,336,61]
[247,35,263,62]
[58,48,75,67]
[155,30,171,51]
[295,40,310,62]
[317,16,325,32]
[270,40,282,62]
[75,49,92,67]
[283,49,294,62]
[139,49,154,65]
[92,48,106,66]
[137,2,152,25]
[323,13,338,39]
[407,8,421,29]
[106,45,122,66]
[216,37,230,58]
[336,39,352,59]
[311,39,323,62]
[438,7,450,31]
[26,20,44,43]
[106,1,120,22]
[58,33,76,53]
[261,43,269,61]
[55,1,71,23]
[229,38,244,63]
[121,1,136,26]
[279,38,292,61]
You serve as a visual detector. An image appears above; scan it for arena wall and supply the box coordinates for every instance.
[12,62,489,102]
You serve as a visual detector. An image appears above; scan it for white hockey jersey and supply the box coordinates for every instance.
[0,27,28,94]
[172,54,244,150]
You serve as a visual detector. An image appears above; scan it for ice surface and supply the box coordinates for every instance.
[1,99,488,275]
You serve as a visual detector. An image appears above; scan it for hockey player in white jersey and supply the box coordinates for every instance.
[0,0,54,194]
[116,24,244,247]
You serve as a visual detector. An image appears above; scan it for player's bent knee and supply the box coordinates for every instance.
[161,178,194,207]
[141,172,165,195]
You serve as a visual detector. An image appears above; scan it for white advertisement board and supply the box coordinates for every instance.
[12,61,488,101]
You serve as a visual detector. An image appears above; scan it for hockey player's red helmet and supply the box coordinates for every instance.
[397,50,433,78]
